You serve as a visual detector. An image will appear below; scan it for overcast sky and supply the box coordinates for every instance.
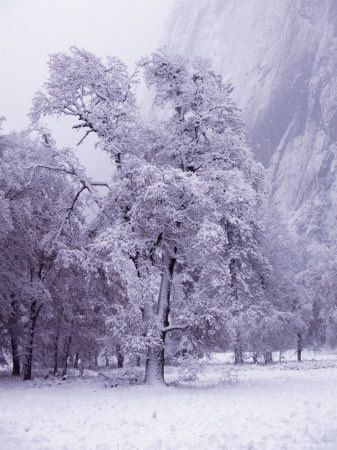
[0,0,175,178]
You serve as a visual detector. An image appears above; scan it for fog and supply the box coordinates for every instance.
[1,0,174,178]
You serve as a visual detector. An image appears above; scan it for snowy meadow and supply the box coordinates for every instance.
[1,351,337,449]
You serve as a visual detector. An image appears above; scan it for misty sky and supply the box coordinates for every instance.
[1,0,174,178]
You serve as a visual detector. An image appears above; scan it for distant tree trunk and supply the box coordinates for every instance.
[297,333,302,362]
[234,332,244,364]
[116,343,124,368]
[252,352,259,364]
[53,336,59,376]
[22,300,43,381]
[234,347,244,364]
[11,335,21,376]
[104,351,109,368]
[144,243,176,385]
[53,308,64,376]
[94,352,99,368]
[263,351,273,364]
[9,295,20,376]
[62,335,72,376]
[62,317,75,376]
[79,358,84,377]
[136,356,141,367]
[87,352,92,369]
[74,352,79,369]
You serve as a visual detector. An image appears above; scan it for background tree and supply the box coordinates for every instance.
[0,130,88,379]
[242,208,309,363]
[302,242,337,349]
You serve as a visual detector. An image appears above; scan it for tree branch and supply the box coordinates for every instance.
[162,324,188,334]
[90,181,110,189]
[77,129,94,146]
[66,186,86,220]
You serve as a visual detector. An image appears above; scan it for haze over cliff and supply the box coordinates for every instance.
[163,0,337,243]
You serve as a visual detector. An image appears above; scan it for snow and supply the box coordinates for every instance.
[1,352,337,449]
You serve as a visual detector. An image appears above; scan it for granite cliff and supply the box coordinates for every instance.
[163,0,337,242]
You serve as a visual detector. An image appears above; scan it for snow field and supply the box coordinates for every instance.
[1,356,337,449]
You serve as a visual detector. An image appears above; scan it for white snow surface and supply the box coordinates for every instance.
[1,351,337,449]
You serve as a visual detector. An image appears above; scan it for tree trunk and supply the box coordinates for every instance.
[145,342,165,385]
[23,300,42,381]
[79,359,84,377]
[297,332,302,362]
[252,352,259,364]
[53,341,59,376]
[234,332,244,364]
[234,346,244,364]
[11,335,20,376]
[104,351,109,368]
[74,352,79,369]
[116,344,124,368]
[263,351,273,364]
[53,308,63,376]
[23,339,34,381]
[62,335,72,376]
[9,295,20,376]
[144,243,176,385]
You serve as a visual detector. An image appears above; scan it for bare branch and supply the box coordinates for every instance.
[77,129,94,146]
[25,164,75,188]
[90,181,110,189]
[162,324,188,334]
[66,186,86,220]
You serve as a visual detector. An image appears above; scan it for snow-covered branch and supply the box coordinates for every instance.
[162,324,188,334]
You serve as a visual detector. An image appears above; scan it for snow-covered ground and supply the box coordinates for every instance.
[1,351,337,449]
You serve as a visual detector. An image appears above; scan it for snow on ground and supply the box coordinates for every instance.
[1,352,337,449]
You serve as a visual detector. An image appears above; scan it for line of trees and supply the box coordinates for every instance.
[0,49,333,384]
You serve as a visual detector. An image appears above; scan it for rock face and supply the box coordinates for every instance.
[163,0,337,242]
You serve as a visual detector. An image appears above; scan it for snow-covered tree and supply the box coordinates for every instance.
[31,46,137,165]
[242,207,309,363]
[0,130,89,379]
[32,48,265,384]
[302,241,337,349]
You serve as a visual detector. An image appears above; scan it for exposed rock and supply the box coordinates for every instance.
[163,0,337,242]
